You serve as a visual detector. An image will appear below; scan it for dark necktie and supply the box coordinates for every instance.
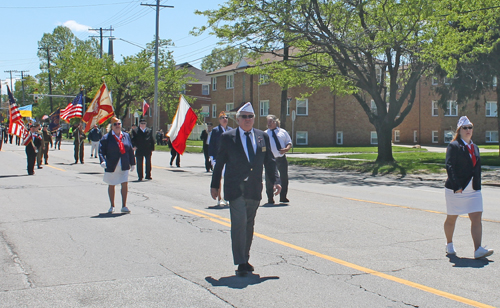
[244,131,255,163]
[272,129,282,151]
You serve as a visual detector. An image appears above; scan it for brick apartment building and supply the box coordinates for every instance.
[208,55,499,146]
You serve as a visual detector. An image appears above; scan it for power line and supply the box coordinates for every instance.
[0,2,135,9]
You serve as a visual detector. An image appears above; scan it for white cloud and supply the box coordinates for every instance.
[61,20,91,33]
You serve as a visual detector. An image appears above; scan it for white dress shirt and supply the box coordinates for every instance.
[266,127,292,158]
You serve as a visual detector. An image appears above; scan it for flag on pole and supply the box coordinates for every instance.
[142,99,150,115]
[18,105,33,118]
[82,83,114,133]
[7,86,26,138]
[48,109,61,132]
[167,95,198,155]
[61,91,84,122]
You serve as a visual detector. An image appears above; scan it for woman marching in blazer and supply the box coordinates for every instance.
[444,116,493,259]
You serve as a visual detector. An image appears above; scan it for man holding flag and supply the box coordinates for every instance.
[22,124,42,175]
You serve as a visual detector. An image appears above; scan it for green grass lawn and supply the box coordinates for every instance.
[288,151,500,175]
[478,145,500,150]
[155,140,203,153]
[290,145,426,154]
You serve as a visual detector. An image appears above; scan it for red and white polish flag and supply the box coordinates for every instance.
[167,95,198,155]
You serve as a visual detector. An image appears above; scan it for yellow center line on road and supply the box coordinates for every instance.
[45,164,66,172]
[174,206,495,308]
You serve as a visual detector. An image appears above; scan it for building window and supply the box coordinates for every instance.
[370,99,377,115]
[486,101,497,117]
[226,103,234,112]
[337,131,343,145]
[202,84,209,95]
[296,99,308,116]
[260,100,269,117]
[226,74,234,89]
[493,76,497,87]
[444,130,454,143]
[376,67,382,83]
[211,77,217,91]
[486,131,499,143]
[370,131,378,145]
[259,74,269,85]
[444,76,451,85]
[432,131,438,143]
[212,104,217,118]
[413,130,418,143]
[287,100,290,115]
[432,76,439,85]
[432,101,439,116]
[296,131,308,145]
[394,130,400,143]
[180,84,186,94]
[445,100,458,116]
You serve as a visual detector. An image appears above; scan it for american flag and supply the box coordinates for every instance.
[61,91,84,121]
[7,86,26,137]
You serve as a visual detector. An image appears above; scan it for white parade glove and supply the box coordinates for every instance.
[130,165,135,172]
[211,158,216,168]
[100,162,107,169]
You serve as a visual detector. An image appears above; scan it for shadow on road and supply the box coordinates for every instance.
[447,255,494,268]
[91,213,129,218]
[0,174,30,179]
[205,274,279,289]
[262,202,289,208]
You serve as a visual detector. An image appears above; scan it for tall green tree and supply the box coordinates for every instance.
[196,0,500,163]
[201,46,251,73]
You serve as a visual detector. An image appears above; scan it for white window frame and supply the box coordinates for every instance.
[202,84,209,95]
[486,101,497,117]
[394,130,400,143]
[226,103,234,112]
[336,131,343,145]
[370,99,377,115]
[432,131,439,143]
[370,131,378,145]
[493,76,498,87]
[444,130,454,143]
[432,76,439,85]
[180,84,186,94]
[259,100,269,117]
[376,67,382,83]
[296,98,308,116]
[444,76,451,85]
[211,77,217,91]
[286,100,290,115]
[226,74,234,89]
[212,104,217,118]
[432,101,439,116]
[413,130,418,143]
[296,131,308,145]
[445,100,458,116]
[259,74,269,85]
[486,131,499,143]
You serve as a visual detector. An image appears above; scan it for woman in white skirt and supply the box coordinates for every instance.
[99,117,136,214]
[444,116,493,259]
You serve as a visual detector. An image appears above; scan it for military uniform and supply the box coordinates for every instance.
[73,126,86,164]
[42,128,53,164]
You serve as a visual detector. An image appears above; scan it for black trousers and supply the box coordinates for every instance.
[203,144,211,172]
[54,138,61,150]
[170,148,180,167]
[26,146,36,175]
[74,142,84,163]
[266,155,288,201]
[136,151,152,179]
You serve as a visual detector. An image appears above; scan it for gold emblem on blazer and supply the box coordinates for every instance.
[262,146,266,152]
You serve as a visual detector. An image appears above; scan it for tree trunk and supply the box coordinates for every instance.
[280,88,288,130]
[375,124,395,163]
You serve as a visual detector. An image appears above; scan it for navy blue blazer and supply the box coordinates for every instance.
[99,131,136,173]
[445,139,481,192]
[211,127,280,201]
[208,124,232,159]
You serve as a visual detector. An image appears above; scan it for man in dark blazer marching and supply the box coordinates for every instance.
[131,118,155,181]
[210,102,281,276]
[209,111,232,206]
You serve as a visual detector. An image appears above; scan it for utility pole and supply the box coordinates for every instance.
[4,70,19,90]
[89,26,114,58]
[18,71,29,104]
[38,47,54,112]
[141,1,174,134]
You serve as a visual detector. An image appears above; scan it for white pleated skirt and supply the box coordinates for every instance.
[103,158,129,185]
[445,180,483,215]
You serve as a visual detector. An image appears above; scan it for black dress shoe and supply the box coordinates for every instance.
[145,177,152,180]
[267,199,275,204]
[236,264,248,276]
[246,262,254,272]
[280,198,290,203]
[138,178,143,181]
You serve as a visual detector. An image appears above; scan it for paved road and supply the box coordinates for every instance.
[1,141,499,307]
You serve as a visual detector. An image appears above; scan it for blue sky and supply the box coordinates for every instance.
[0,0,224,94]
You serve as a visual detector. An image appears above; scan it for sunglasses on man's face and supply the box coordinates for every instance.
[239,114,254,119]
[462,126,473,130]
[220,116,228,120]
[113,123,122,126]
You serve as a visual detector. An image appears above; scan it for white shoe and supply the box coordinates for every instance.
[108,206,115,214]
[446,243,456,255]
[474,246,494,259]
[217,200,226,206]
[121,206,131,213]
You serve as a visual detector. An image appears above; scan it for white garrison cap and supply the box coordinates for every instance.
[237,102,255,114]
[457,116,472,128]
